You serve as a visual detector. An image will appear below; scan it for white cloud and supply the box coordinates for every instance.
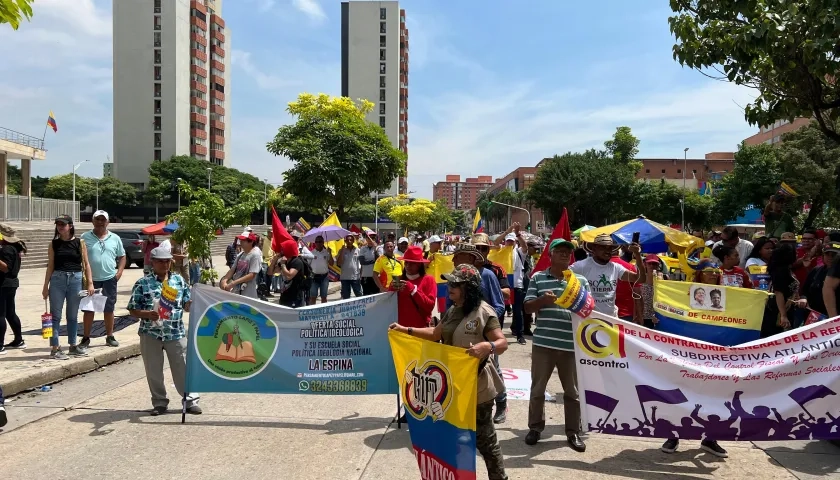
[292,0,326,22]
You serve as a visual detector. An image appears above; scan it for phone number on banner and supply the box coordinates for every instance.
[299,379,368,393]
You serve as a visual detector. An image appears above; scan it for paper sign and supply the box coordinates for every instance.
[80,294,108,313]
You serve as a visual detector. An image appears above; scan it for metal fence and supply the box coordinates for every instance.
[0,195,79,221]
[0,127,45,151]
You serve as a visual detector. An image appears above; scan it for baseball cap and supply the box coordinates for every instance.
[93,210,109,220]
[825,242,840,253]
[504,233,517,242]
[644,254,661,264]
[780,232,797,243]
[55,214,73,224]
[549,239,575,251]
[428,235,442,243]
[441,263,481,286]
[398,236,409,244]
[150,246,173,260]
[237,232,258,242]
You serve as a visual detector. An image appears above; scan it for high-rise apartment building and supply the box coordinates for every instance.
[432,175,494,210]
[341,1,408,196]
[113,0,231,189]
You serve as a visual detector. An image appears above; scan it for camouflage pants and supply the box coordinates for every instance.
[477,400,508,480]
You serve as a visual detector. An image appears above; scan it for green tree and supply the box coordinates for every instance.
[147,155,265,207]
[267,93,406,216]
[0,0,33,30]
[711,143,781,223]
[669,0,840,142]
[604,126,641,170]
[97,177,139,210]
[44,174,95,204]
[167,182,261,285]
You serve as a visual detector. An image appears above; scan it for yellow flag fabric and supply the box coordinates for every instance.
[486,245,515,275]
[388,330,478,478]
[320,212,343,258]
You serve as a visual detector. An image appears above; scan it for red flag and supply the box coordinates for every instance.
[271,207,294,253]
[531,207,572,277]
[349,223,361,235]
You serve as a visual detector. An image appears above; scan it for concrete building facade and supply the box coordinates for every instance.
[113,0,230,190]
[485,167,547,234]
[432,174,493,210]
[341,1,408,196]
[636,152,735,191]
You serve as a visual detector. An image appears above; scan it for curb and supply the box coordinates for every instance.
[2,282,344,397]
[2,342,141,397]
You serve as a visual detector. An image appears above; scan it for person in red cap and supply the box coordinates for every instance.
[391,246,436,328]
[268,239,310,308]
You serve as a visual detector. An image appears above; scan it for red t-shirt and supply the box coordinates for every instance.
[720,267,753,289]
[793,245,822,287]
[610,257,637,318]
[393,274,437,328]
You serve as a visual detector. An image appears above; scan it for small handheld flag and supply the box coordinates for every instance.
[472,209,484,234]
[777,182,797,198]
[47,111,57,133]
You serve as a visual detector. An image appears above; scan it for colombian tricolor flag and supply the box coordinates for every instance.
[47,111,57,133]
[472,209,484,234]
[653,278,768,346]
[429,246,517,313]
[389,330,478,480]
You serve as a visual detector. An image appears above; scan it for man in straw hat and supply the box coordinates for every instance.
[570,233,645,316]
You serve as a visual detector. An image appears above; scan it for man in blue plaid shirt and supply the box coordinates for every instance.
[128,246,201,416]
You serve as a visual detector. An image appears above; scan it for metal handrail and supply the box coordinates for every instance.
[0,127,44,150]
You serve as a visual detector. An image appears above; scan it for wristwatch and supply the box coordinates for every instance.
[408,327,413,336]
[488,341,495,354]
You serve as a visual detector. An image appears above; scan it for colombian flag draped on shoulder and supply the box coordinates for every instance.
[653,278,768,345]
[389,331,478,480]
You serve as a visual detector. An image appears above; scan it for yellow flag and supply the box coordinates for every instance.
[321,212,343,257]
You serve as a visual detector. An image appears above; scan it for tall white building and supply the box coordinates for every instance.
[341,1,408,196]
[113,0,231,189]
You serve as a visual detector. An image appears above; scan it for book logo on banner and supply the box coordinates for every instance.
[576,317,629,369]
[404,359,452,422]
[195,302,279,380]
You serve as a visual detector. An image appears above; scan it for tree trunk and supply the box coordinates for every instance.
[801,195,825,231]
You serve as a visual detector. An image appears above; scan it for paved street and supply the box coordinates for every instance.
[2,316,838,480]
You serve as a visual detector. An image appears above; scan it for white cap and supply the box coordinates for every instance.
[705,240,714,247]
[244,226,253,232]
[398,236,409,244]
[504,233,517,242]
[93,210,109,220]
[150,246,172,260]
[428,235,442,243]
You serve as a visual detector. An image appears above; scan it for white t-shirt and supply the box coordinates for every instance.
[230,249,262,299]
[310,247,333,275]
[512,246,527,289]
[569,257,630,316]
[712,238,753,269]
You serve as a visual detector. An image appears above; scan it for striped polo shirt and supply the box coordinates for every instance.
[525,269,589,352]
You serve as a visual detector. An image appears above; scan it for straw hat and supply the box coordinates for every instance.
[584,233,620,254]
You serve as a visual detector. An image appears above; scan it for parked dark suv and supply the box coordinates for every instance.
[111,230,147,268]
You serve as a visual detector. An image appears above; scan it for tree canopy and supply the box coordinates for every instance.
[42,174,138,209]
[0,0,33,30]
[669,0,840,142]
[377,195,453,233]
[267,93,406,216]
[146,155,265,207]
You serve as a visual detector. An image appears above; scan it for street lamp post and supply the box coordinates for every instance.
[72,159,89,219]
[176,177,182,209]
[207,167,212,190]
[95,178,99,211]
[263,179,269,225]
[490,200,531,232]
[682,147,689,231]
[374,192,381,235]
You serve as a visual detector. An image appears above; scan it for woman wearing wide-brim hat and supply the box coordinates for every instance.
[390,246,437,329]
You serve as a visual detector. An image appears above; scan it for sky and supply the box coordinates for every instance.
[0,0,758,200]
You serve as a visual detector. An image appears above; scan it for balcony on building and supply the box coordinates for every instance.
[210,119,225,130]
[212,29,225,43]
[191,80,207,93]
[211,74,224,87]
[190,128,207,140]
[210,14,225,28]
[191,49,208,62]
[210,104,225,116]
[190,96,208,109]
[190,112,208,124]
[191,32,207,46]
[190,0,207,14]
[210,149,225,160]
[190,65,208,77]
[191,144,207,156]
[212,90,224,101]
[211,44,225,57]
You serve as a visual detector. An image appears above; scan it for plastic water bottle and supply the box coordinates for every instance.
[40,386,52,392]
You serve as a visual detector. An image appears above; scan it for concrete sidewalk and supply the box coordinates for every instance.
[0,255,339,396]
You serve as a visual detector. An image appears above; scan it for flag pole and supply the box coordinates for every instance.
[41,122,48,142]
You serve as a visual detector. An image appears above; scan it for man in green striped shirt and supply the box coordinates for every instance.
[523,238,588,453]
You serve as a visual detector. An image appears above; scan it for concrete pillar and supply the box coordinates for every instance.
[0,153,6,221]
[21,158,31,221]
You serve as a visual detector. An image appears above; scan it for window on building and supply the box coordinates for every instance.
[191,73,206,83]
[154,66,161,80]
[154,15,161,29]
[693,169,697,174]
[154,117,161,130]
[190,121,206,130]
[154,0,161,12]
[154,50,161,64]
[380,22,386,33]
[155,133,161,147]
[379,116,386,128]
[154,83,161,97]
[154,32,161,47]
[191,8,206,21]
[380,49,386,61]
[379,89,386,101]
[380,35,386,47]
[380,7,387,19]
[661,169,665,174]
[677,169,682,174]
[380,76,386,88]
[154,99,161,114]
[380,63,386,74]
[380,103,385,114]
[214,83,224,93]
[154,149,162,161]
[190,105,207,115]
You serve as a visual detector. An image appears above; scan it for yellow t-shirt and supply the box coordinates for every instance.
[373,255,403,288]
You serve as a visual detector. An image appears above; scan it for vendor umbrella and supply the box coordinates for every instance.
[579,215,702,254]
[572,225,595,236]
[163,221,179,233]
[302,224,353,243]
[141,221,176,236]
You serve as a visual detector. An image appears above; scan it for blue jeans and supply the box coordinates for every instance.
[49,271,83,347]
[341,279,362,299]
[493,354,507,406]
[309,275,329,299]
[511,287,526,337]
[189,261,201,286]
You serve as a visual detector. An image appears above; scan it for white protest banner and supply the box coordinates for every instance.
[574,311,840,441]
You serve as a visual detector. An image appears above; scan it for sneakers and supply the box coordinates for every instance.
[517,336,527,345]
[4,340,26,349]
[68,345,89,357]
[79,337,91,349]
[0,346,6,355]
[0,405,6,428]
[186,405,203,415]
[661,438,679,453]
[493,404,507,424]
[150,406,168,416]
[51,349,69,360]
[701,439,728,458]
[525,429,541,445]
[105,336,120,347]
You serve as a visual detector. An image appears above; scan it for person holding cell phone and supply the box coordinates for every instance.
[570,234,645,316]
